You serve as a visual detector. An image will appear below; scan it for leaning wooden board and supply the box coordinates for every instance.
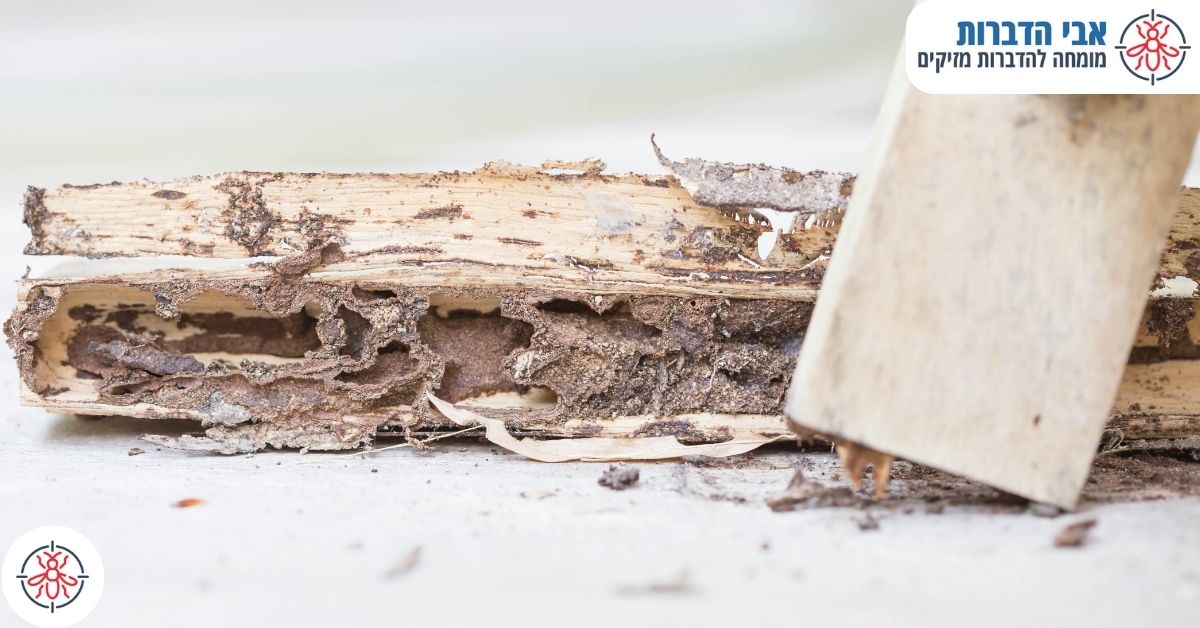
[785,64,1200,506]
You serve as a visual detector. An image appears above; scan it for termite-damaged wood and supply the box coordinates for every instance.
[9,271,1200,453]
[9,267,1200,452]
[20,161,1200,293]
[20,161,839,300]
[8,275,816,452]
[9,161,1200,453]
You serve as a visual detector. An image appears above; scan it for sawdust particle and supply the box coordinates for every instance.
[615,571,694,595]
[856,514,880,531]
[383,546,422,579]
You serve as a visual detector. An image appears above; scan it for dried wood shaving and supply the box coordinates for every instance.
[1054,518,1098,548]
[427,394,784,462]
[382,547,422,580]
[615,571,694,595]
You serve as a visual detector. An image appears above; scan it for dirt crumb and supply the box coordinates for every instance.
[598,464,640,490]
[615,571,694,596]
[767,469,859,512]
[1029,503,1065,518]
[856,514,880,531]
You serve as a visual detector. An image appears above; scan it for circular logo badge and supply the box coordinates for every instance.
[2,527,104,628]
[1116,9,1190,85]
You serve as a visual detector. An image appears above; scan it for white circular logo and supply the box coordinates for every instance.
[2,527,104,628]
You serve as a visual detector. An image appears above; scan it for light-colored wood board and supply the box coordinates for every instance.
[785,83,1200,507]
[22,166,834,300]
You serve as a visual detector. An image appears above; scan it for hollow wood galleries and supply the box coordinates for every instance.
[9,279,814,432]
[8,277,1200,445]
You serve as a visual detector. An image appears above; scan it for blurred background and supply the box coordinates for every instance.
[3,0,1197,201]
[0,0,904,185]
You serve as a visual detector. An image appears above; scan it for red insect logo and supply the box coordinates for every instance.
[15,541,89,613]
[1117,10,1190,85]
[26,551,79,602]
[1126,20,1180,71]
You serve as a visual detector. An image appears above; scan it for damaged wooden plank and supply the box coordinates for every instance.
[22,160,1200,295]
[7,274,815,452]
[9,160,1200,454]
[20,161,840,300]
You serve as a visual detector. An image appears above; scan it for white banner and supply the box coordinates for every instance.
[906,1,1199,93]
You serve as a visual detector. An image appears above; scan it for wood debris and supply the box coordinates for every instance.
[615,570,694,596]
[382,547,422,580]
[1054,518,1098,548]
[428,394,786,462]
[855,514,880,531]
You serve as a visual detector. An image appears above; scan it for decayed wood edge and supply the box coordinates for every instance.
[10,266,1200,450]
[15,379,1200,449]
